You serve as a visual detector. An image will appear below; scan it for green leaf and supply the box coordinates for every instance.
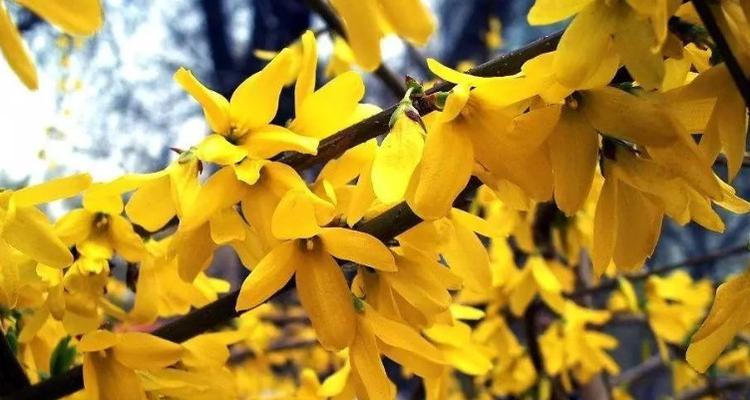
[49,336,77,377]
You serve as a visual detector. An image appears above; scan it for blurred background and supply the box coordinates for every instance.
[2,1,750,397]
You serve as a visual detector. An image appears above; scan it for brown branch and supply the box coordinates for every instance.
[569,243,750,298]
[610,354,665,388]
[677,375,750,400]
[0,328,29,396]
[692,0,750,107]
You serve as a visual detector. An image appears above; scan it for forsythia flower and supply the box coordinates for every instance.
[79,330,183,400]
[236,192,396,351]
[329,0,436,71]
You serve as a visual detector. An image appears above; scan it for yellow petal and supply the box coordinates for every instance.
[614,10,664,90]
[109,214,146,261]
[378,0,435,45]
[174,67,230,134]
[612,181,662,271]
[229,48,292,133]
[592,174,617,277]
[528,0,594,24]
[175,223,215,282]
[113,332,183,370]
[12,173,91,207]
[240,124,319,159]
[4,206,73,268]
[296,249,356,350]
[449,208,503,238]
[17,0,103,36]
[319,227,397,271]
[427,58,492,87]
[0,1,37,90]
[548,108,598,214]
[195,134,247,165]
[125,174,175,232]
[553,1,617,88]
[581,87,679,147]
[236,240,299,310]
[83,352,146,400]
[271,190,322,240]
[409,122,473,220]
[442,219,492,296]
[295,30,317,111]
[180,166,247,231]
[208,207,246,244]
[364,304,443,364]
[350,318,395,399]
[233,158,267,185]
[687,270,750,372]
[329,0,382,71]
[371,115,424,203]
[529,256,562,293]
[290,71,365,138]
[78,330,119,352]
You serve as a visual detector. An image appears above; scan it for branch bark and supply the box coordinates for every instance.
[569,243,750,298]
[692,0,750,107]
[0,328,29,396]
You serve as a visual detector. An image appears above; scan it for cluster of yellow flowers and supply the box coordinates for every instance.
[4,0,750,399]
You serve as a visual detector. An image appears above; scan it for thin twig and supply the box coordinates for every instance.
[569,243,750,298]
[692,0,750,107]
[677,375,750,400]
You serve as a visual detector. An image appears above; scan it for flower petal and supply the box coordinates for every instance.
[125,174,176,232]
[290,71,365,138]
[329,0,382,71]
[0,2,37,89]
[4,206,73,268]
[548,108,598,214]
[296,249,356,350]
[229,48,292,133]
[319,227,396,271]
[236,240,299,310]
[113,332,183,370]
[295,30,317,111]
[371,116,424,204]
[240,125,319,159]
[12,173,91,207]
[174,68,230,134]
[350,318,395,399]
[195,134,248,165]
[17,0,103,35]
[409,122,473,220]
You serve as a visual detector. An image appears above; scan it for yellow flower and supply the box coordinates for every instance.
[411,59,562,219]
[236,191,396,351]
[528,0,676,89]
[0,0,103,89]
[646,272,713,358]
[79,330,183,400]
[128,238,230,324]
[348,302,444,399]
[55,187,146,262]
[329,0,435,71]
[287,31,371,140]
[175,49,318,185]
